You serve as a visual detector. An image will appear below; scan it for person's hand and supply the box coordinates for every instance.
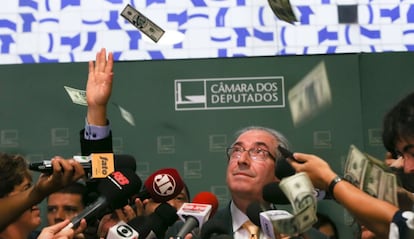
[134,197,145,216]
[34,157,85,197]
[97,212,120,238]
[289,153,337,191]
[37,219,87,239]
[86,48,114,125]
[115,204,137,223]
[384,152,404,170]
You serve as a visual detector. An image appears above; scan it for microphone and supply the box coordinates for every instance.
[29,153,136,178]
[275,146,329,200]
[263,182,331,205]
[175,192,219,238]
[200,218,232,239]
[246,201,272,226]
[65,168,142,229]
[107,202,178,239]
[135,168,184,203]
[246,201,294,238]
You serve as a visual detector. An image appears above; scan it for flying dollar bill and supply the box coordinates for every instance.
[121,4,165,43]
[267,0,297,24]
[288,61,332,127]
[112,103,136,126]
[64,86,87,106]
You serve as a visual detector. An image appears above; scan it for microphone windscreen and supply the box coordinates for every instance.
[246,201,271,226]
[275,157,295,179]
[129,203,178,239]
[97,168,142,208]
[153,202,179,226]
[192,192,219,217]
[262,182,290,205]
[144,168,184,203]
[200,218,229,239]
[113,154,137,172]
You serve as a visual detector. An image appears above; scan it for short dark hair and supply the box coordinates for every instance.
[0,153,31,198]
[382,92,414,157]
[49,182,88,206]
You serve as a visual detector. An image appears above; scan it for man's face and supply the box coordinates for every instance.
[47,192,84,225]
[226,129,278,202]
[395,137,414,192]
[143,188,189,215]
[395,137,414,174]
[8,177,41,231]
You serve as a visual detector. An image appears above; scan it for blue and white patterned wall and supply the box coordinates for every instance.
[1,0,413,64]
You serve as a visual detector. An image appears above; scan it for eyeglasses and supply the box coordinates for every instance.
[226,146,276,161]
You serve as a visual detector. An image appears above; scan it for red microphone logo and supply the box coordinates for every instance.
[153,173,176,196]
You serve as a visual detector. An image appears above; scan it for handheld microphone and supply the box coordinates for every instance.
[246,201,272,226]
[107,202,178,239]
[175,192,219,238]
[29,153,136,178]
[135,168,184,203]
[200,218,232,239]
[275,146,328,200]
[65,168,142,229]
[246,201,295,238]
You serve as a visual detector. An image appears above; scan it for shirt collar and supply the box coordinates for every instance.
[230,200,250,232]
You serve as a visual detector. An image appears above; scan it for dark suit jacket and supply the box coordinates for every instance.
[79,129,113,155]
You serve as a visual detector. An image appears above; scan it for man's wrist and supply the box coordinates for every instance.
[327,175,343,201]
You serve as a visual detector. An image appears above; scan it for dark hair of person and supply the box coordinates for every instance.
[48,181,89,207]
[0,153,31,198]
[382,92,414,157]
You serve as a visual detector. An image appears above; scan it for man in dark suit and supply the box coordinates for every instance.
[210,126,288,238]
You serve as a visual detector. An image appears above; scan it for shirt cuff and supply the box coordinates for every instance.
[84,118,110,140]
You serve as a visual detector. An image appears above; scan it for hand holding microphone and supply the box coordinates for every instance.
[106,202,178,239]
[37,219,87,239]
[29,153,136,179]
[34,156,86,198]
[65,168,142,230]
[175,191,219,238]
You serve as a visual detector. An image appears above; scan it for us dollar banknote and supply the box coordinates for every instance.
[288,61,332,127]
[121,4,165,43]
[344,145,369,189]
[267,0,297,24]
[64,86,87,106]
[277,172,317,235]
[279,172,317,213]
[344,145,399,207]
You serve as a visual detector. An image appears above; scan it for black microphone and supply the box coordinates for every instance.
[246,201,272,226]
[106,202,178,239]
[134,202,178,239]
[275,145,296,179]
[64,168,142,229]
[275,146,329,199]
[200,218,232,239]
[29,153,136,179]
